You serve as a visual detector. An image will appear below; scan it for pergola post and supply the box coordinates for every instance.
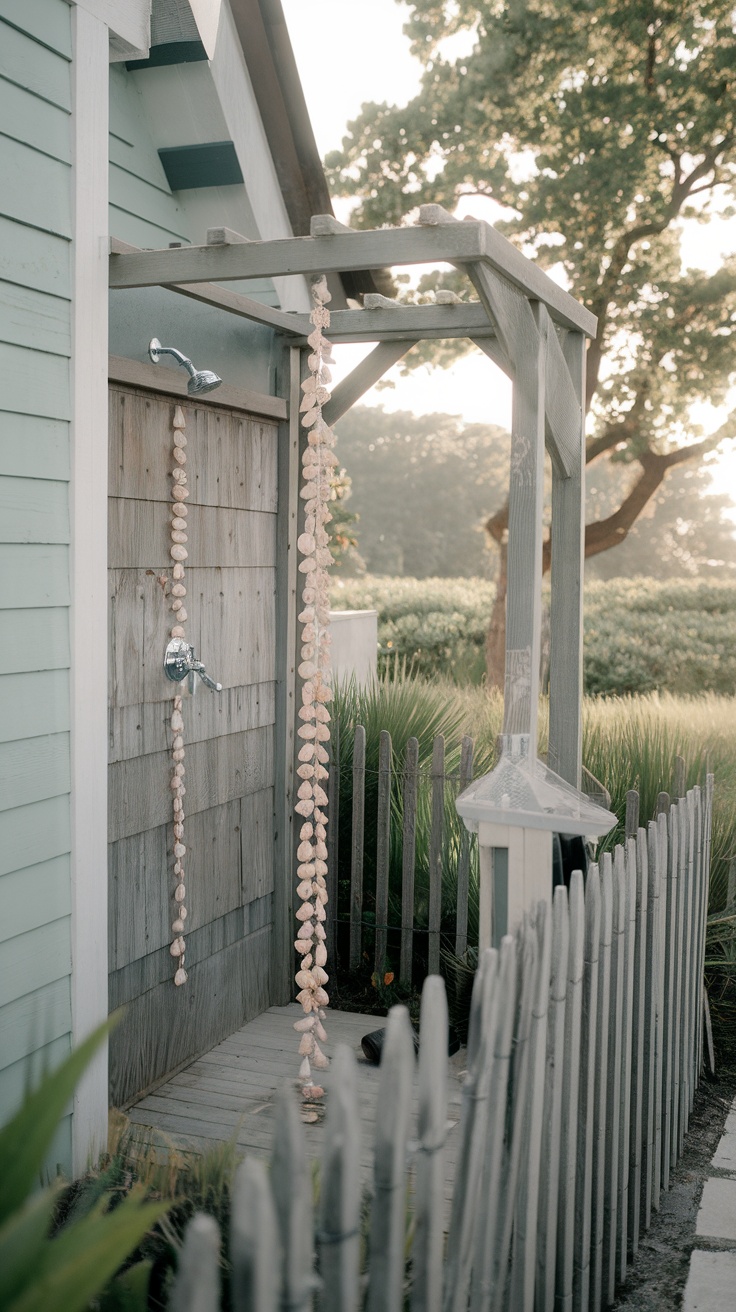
[503,304,547,746]
[548,331,586,787]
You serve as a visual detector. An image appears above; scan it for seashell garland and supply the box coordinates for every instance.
[292,275,337,1098]
[169,404,189,987]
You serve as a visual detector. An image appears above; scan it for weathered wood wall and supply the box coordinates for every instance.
[108,383,279,1104]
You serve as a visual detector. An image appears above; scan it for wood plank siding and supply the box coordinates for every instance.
[108,384,280,1105]
[0,0,73,1164]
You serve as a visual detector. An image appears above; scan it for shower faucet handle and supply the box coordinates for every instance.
[163,638,222,694]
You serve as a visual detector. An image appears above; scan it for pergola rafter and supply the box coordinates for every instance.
[109,208,597,789]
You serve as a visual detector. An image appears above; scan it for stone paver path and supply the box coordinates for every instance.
[683,1098,736,1310]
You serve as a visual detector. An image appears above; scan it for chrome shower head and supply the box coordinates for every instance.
[187,369,222,396]
[148,339,222,395]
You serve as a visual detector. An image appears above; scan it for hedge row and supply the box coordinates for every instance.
[330,575,736,695]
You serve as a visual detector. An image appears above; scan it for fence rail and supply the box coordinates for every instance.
[171,777,713,1311]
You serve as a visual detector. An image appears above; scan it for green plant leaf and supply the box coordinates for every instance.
[0,1018,116,1226]
[0,1185,62,1307]
[7,1191,166,1312]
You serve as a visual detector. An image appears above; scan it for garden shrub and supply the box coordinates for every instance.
[331,575,736,696]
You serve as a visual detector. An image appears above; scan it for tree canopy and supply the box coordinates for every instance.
[335,404,736,580]
[326,1,736,591]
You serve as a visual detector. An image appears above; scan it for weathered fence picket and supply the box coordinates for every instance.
[375,730,392,977]
[169,771,714,1312]
[400,736,419,985]
[348,725,365,971]
[454,736,474,957]
[428,736,445,976]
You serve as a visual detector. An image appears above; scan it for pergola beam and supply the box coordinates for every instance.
[311,302,500,344]
[109,237,304,335]
[109,218,596,337]
[322,341,415,426]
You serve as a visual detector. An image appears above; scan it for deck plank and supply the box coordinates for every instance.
[126,1004,464,1222]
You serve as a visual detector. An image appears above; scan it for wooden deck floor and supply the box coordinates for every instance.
[126,1004,466,1208]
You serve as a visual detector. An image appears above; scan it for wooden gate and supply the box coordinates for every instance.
[107,379,279,1104]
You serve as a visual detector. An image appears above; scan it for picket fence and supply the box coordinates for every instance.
[169,777,714,1312]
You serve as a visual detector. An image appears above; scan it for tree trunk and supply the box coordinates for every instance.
[486,540,507,687]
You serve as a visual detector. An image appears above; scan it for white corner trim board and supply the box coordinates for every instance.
[70,2,110,1175]
[74,0,151,60]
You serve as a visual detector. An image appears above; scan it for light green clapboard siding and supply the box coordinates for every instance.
[0,217,71,300]
[0,76,71,164]
[0,18,71,111]
[0,0,72,59]
[0,794,71,881]
[0,136,72,239]
[0,1032,70,1123]
[0,916,71,1009]
[0,344,71,420]
[0,974,71,1070]
[108,63,190,246]
[109,166,190,242]
[0,281,72,357]
[0,545,70,608]
[0,670,69,743]
[0,412,70,481]
[0,0,73,1149]
[0,732,71,813]
[0,608,70,673]
[0,855,71,943]
[0,476,69,543]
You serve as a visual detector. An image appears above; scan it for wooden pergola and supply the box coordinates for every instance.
[109,204,596,792]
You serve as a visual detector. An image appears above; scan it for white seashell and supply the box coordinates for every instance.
[170,937,184,957]
[315,885,329,906]
[314,987,329,1007]
[296,879,314,900]
[297,780,314,800]
[171,485,189,502]
[172,502,189,517]
[315,942,328,968]
[312,965,328,986]
[295,969,315,990]
[172,598,183,612]
[179,905,187,921]
[314,923,326,941]
[298,1033,314,1056]
[174,967,188,986]
[297,532,316,554]
[173,695,183,709]
[315,823,327,840]
[314,840,328,860]
[315,902,327,923]
[175,763,185,777]
[173,749,185,763]
[171,710,184,732]
[170,775,182,789]
[173,796,182,812]
[297,863,316,880]
[173,448,187,466]
[315,705,331,724]
[171,582,186,596]
[173,430,187,448]
[302,1083,324,1099]
[300,822,314,840]
[171,531,188,545]
[314,860,328,879]
[294,1015,316,1032]
[315,725,331,743]
[297,920,314,940]
[170,545,188,562]
[172,917,185,933]
[294,937,312,953]
[297,840,315,862]
[311,1042,329,1071]
[175,608,188,622]
[173,405,186,428]
[297,763,315,780]
[174,842,186,858]
[298,724,317,740]
[172,467,187,485]
[295,799,314,817]
[298,661,317,679]
[298,743,316,762]
[295,902,315,922]
[175,882,186,902]
[298,704,316,721]
[296,990,314,1012]
[299,1056,312,1079]
[313,784,328,806]
[173,823,184,839]
[173,563,185,580]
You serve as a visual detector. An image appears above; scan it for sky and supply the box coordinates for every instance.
[281,0,736,509]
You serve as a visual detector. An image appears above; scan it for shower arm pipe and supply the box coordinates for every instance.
[149,341,198,378]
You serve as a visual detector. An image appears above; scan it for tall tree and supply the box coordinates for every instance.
[326,0,736,680]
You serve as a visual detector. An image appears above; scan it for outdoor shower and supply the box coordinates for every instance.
[148,338,222,395]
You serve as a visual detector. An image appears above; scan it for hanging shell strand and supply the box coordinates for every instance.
[293,275,337,1097]
[170,403,189,985]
